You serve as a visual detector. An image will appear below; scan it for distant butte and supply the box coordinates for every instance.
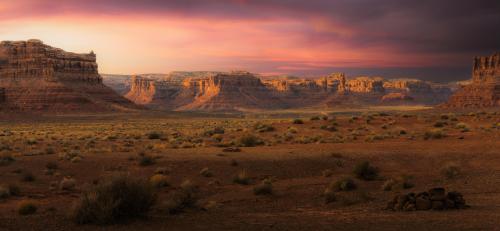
[0,39,137,112]
[445,52,500,108]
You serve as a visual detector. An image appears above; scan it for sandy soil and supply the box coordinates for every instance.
[0,111,499,230]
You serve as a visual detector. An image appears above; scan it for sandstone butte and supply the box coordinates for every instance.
[123,71,453,111]
[0,39,137,112]
[445,52,500,108]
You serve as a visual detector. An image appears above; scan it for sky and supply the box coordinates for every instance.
[1,0,499,82]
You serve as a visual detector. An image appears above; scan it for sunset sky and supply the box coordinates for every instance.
[1,0,499,81]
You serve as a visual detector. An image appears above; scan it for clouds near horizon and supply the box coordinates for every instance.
[1,0,498,81]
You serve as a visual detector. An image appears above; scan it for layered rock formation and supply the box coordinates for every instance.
[119,70,454,111]
[0,39,136,111]
[446,52,500,108]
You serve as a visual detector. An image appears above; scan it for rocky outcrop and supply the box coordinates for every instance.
[446,52,500,108]
[381,93,414,103]
[121,71,454,111]
[0,39,137,112]
[177,72,285,111]
[386,188,468,211]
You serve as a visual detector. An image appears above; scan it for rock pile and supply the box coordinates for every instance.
[386,188,468,211]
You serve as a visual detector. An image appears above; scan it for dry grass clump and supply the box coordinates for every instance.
[199,167,213,177]
[138,155,155,166]
[146,131,162,140]
[292,118,304,124]
[150,174,170,188]
[238,134,263,147]
[18,200,37,215]
[254,123,275,133]
[60,178,77,191]
[71,175,156,225]
[0,153,15,166]
[353,161,379,181]
[233,171,250,185]
[253,179,273,195]
[21,171,35,182]
[329,177,357,192]
[441,162,461,179]
[0,184,20,199]
[154,167,171,175]
[322,169,334,177]
[163,180,200,214]
[455,122,470,132]
[424,129,446,140]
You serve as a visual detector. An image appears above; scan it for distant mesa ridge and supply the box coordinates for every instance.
[118,70,453,111]
[0,39,137,111]
[445,52,500,108]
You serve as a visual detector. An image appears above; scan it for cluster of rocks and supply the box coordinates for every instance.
[386,188,468,211]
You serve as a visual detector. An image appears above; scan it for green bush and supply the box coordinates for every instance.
[353,161,378,181]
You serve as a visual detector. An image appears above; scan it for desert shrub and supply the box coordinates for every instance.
[71,175,156,225]
[322,169,334,177]
[323,186,336,204]
[310,116,321,121]
[45,161,58,170]
[18,201,37,215]
[199,168,213,177]
[254,123,275,133]
[163,180,199,214]
[233,171,250,185]
[424,129,446,140]
[154,167,171,175]
[455,122,470,132]
[7,184,20,196]
[441,162,461,179]
[204,127,225,136]
[353,161,378,181]
[0,186,9,199]
[433,121,447,128]
[253,179,273,195]
[150,174,170,188]
[146,131,162,140]
[322,115,329,120]
[138,155,155,166]
[60,178,76,191]
[0,153,15,166]
[238,134,263,147]
[329,177,356,192]
[21,171,35,182]
[292,118,304,124]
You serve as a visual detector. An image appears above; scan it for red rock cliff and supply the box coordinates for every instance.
[0,39,136,111]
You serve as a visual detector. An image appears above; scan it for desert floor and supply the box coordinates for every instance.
[0,110,499,230]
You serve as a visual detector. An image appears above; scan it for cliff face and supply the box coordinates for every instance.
[122,71,454,111]
[0,39,136,111]
[177,72,285,111]
[446,52,500,108]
